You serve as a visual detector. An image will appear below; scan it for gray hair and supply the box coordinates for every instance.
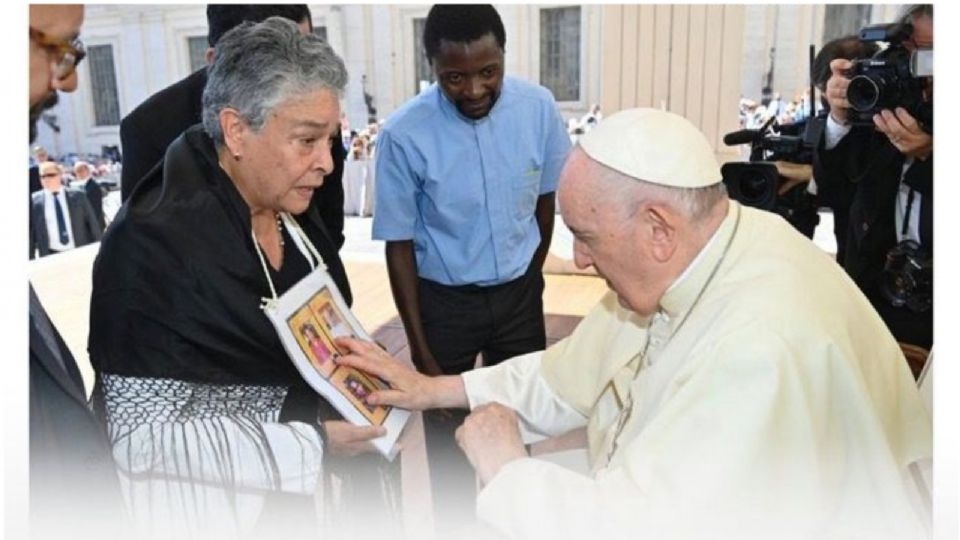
[201,16,348,146]
[591,158,727,223]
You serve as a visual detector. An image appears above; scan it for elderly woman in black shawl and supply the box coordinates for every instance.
[89,18,391,538]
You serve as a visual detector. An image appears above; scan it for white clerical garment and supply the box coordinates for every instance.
[462,202,931,540]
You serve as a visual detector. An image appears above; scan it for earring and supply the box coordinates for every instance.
[233,153,241,161]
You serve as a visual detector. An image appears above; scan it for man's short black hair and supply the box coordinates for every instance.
[206,4,312,47]
[422,4,506,62]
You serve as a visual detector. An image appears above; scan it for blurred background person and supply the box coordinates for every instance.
[29,161,101,259]
[29,144,49,193]
[72,160,106,232]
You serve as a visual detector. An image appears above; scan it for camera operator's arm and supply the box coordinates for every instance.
[873,108,932,161]
[773,161,813,196]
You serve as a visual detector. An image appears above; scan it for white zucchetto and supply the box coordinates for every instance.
[578,108,722,188]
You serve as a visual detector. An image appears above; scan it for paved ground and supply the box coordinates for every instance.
[341,215,387,261]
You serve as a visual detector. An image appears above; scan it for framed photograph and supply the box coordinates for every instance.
[264,269,410,460]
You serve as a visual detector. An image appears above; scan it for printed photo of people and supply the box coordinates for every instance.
[319,302,352,338]
[288,306,338,379]
[308,289,355,339]
[331,368,390,425]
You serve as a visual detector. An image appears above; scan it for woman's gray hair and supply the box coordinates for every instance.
[591,158,727,223]
[201,16,348,146]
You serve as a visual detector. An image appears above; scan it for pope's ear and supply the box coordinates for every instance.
[219,108,246,158]
[645,204,679,263]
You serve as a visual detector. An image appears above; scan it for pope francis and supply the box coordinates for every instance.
[337,108,931,539]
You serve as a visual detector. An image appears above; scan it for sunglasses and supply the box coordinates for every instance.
[30,27,86,81]
[40,171,61,179]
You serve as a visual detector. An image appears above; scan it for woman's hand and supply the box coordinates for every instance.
[322,420,385,457]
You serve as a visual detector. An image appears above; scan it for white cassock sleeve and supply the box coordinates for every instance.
[461,352,587,444]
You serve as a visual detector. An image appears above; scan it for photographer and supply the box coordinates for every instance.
[809,35,880,263]
[814,4,932,349]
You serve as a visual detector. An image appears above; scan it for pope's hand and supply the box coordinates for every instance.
[334,336,437,410]
[455,403,528,485]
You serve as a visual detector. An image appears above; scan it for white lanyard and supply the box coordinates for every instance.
[252,212,327,310]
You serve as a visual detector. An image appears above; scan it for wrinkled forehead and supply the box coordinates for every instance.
[267,88,341,127]
[557,148,584,191]
[557,149,597,216]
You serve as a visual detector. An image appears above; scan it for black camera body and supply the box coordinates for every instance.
[880,240,932,313]
[721,116,819,236]
[721,162,780,211]
[720,128,809,211]
[720,161,816,230]
[846,23,932,131]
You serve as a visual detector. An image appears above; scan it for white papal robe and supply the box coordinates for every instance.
[462,202,931,540]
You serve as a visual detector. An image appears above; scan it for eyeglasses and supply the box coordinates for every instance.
[29,27,86,81]
[40,172,61,179]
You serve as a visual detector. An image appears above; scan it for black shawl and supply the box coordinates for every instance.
[89,125,352,388]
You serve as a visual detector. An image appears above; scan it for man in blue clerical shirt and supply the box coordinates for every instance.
[371,3,571,533]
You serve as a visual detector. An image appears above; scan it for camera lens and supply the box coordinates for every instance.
[880,271,912,308]
[847,75,880,112]
[880,240,933,312]
[736,170,770,205]
[721,162,779,211]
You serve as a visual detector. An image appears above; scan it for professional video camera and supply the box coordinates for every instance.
[720,115,819,236]
[846,22,933,131]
